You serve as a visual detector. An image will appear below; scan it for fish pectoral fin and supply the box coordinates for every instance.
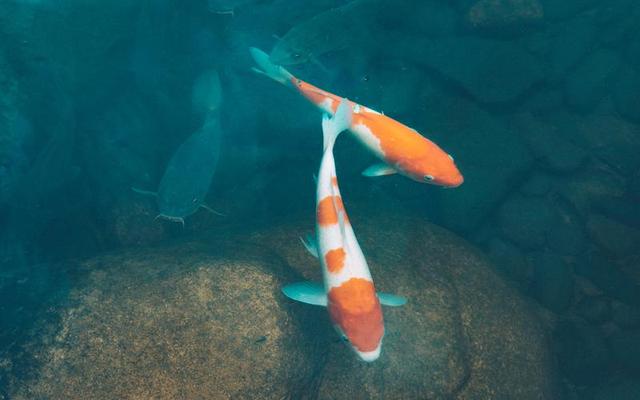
[378,292,407,307]
[282,282,327,306]
[131,187,158,197]
[200,204,226,217]
[300,234,319,258]
[362,163,398,177]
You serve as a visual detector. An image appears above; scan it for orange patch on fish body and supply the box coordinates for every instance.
[324,248,346,273]
[331,176,338,187]
[316,195,348,226]
[354,110,461,186]
[328,278,384,352]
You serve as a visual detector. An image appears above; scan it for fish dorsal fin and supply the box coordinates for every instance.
[282,282,327,306]
[321,98,352,152]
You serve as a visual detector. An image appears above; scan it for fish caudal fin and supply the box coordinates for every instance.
[282,281,327,306]
[249,47,294,86]
[322,98,352,152]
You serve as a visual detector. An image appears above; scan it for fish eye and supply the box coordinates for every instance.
[296,79,302,85]
[424,175,434,182]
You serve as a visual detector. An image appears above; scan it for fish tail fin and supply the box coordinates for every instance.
[322,98,352,152]
[249,47,294,86]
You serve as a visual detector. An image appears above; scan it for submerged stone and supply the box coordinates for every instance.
[575,296,611,324]
[613,65,640,124]
[486,237,532,288]
[498,195,557,250]
[529,251,574,312]
[466,0,544,33]
[420,96,534,233]
[408,37,545,103]
[554,319,610,384]
[563,49,621,113]
[9,209,560,399]
[609,330,640,371]
[586,214,640,258]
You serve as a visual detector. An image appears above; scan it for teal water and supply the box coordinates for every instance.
[1,0,639,398]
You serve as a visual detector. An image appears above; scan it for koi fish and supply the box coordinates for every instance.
[249,47,464,187]
[282,99,406,362]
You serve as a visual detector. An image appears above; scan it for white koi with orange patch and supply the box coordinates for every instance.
[282,100,406,362]
[250,47,464,188]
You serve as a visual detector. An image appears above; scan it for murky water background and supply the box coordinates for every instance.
[1,0,639,398]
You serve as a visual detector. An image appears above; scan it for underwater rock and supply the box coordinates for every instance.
[513,113,588,173]
[526,14,598,83]
[529,252,574,312]
[609,329,640,371]
[498,195,557,250]
[539,0,599,20]
[576,252,640,306]
[519,88,565,113]
[593,377,640,400]
[557,166,626,217]
[12,243,323,400]
[575,296,611,324]
[10,209,560,399]
[586,214,640,258]
[258,210,558,399]
[466,0,544,33]
[422,96,534,233]
[520,172,555,197]
[408,37,545,103]
[554,318,610,384]
[546,198,587,257]
[612,302,640,329]
[631,176,640,200]
[592,196,640,229]
[106,194,167,247]
[0,54,29,205]
[563,49,621,113]
[486,237,532,288]
[613,65,640,124]
[575,116,640,177]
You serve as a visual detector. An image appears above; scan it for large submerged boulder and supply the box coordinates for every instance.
[10,208,560,399]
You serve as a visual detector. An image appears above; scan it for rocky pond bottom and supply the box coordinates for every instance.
[5,208,560,399]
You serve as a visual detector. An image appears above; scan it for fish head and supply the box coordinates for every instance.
[269,41,310,66]
[157,193,202,221]
[403,151,463,188]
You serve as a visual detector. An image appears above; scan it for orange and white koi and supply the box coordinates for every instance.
[250,47,463,187]
[282,100,406,362]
